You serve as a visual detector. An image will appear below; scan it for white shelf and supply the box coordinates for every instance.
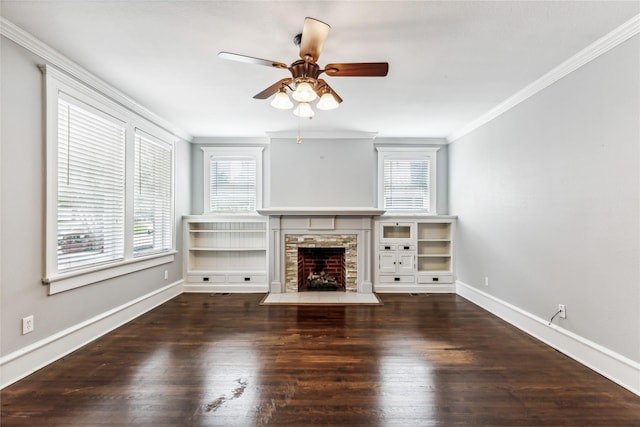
[375,217,456,292]
[183,216,269,292]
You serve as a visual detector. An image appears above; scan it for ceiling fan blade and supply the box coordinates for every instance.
[253,78,293,99]
[323,62,389,77]
[299,17,330,62]
[218,52,288,69]
[315,79,343,103]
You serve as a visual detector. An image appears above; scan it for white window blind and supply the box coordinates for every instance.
[57,97,126,272]
[383,158,431,211]
[134,132,173,256]
[209,157,257,212]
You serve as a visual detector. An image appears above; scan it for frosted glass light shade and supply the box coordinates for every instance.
[316,92,339,110]
[270,90,293,109]
[292,82,317,102]
[293,102,314,118]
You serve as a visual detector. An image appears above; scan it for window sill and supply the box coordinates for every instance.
[43,251,177,295]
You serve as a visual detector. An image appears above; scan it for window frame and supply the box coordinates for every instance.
[376,146,440,215]
[202,146,264,215]
[42,65,176,294]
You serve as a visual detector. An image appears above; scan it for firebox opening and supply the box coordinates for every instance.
[298,247,346,292]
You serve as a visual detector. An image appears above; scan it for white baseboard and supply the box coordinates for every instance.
[183,283,268,293]
[0,280,183,389]
[456,280,640,396]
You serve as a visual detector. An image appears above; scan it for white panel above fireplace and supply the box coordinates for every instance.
[269,138,375,208]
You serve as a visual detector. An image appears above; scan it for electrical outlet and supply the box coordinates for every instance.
[558,304,567,319]
[22,315,34,335]
[164,270,169,280]
[484,276,489,286]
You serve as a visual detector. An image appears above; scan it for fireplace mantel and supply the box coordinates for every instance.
[258,207,385,216]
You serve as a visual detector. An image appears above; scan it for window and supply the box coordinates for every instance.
[202,147,264,214]
[43,65,175,294]
[376,147,439,214]
[134,131,174,255]
[57,96,126,272]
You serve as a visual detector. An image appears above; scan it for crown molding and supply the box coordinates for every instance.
[447,14,640,143]
[0,17,193,142]
[191,136,270,145]
[374,137,448,146]
[266,130,378,140]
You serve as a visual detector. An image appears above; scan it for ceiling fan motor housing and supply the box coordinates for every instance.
[290,60,322,85]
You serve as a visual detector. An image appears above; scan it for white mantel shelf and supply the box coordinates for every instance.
[257,208,386,216]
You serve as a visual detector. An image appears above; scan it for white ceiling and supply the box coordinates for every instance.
[1,1,638,140]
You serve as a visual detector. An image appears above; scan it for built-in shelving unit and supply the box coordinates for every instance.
[374,217,456,293]
[183,216,268,292]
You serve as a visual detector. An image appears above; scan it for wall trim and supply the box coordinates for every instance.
[447,14,640,142]
[0,17,192,142]
[0,280,184,389]
[456,280,640,396]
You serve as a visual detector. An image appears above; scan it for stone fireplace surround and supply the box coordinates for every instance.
[259,208,384,294]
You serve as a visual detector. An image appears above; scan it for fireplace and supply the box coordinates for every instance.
[298,247,346,292]
[261,211,380,294]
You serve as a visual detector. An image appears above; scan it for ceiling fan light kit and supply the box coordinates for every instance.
[293,102,315,118]
[270,88,294,109]
[316,92,340,110]
[219,17,388,119]
[291,81,317,102]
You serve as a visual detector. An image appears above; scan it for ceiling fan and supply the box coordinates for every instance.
[219,17,389,118]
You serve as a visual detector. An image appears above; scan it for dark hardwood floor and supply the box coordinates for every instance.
[2,293,639,426]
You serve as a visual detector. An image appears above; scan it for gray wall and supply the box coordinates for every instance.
[191,136,449,214]
[448,35,640,361]
[0,37,191,356]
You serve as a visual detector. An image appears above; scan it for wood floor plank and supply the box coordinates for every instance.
[1,293,639,426]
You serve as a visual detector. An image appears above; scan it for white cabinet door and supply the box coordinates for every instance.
[397,253,415,273]
[379,253,397,273]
